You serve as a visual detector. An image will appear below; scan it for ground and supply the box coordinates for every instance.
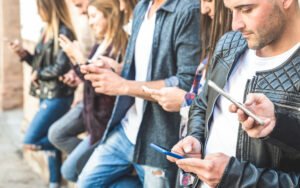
[0,109,47,188]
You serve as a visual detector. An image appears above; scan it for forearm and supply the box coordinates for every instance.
[187,85,208,144]
[220,157,300,188]
[263,104,300,153]
[122,79,166,101]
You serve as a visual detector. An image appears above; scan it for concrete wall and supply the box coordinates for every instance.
[0,0,93,184]
[0,0,23,111]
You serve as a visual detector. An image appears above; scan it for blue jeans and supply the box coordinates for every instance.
[77,124,144,188]
[23,95,73,183]
[61,135,91,182]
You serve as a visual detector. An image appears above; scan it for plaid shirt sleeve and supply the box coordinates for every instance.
[182,58,208,107]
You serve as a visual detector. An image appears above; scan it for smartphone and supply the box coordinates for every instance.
[150,143,186,159]
[207,80,264,125]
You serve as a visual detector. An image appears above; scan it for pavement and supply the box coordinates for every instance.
[0,109,47,188]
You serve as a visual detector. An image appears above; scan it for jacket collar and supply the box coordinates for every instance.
[141,0,178,13]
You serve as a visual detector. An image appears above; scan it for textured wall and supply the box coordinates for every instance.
[0,0,23,111]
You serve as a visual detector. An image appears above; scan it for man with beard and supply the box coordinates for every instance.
[168,0,300,187]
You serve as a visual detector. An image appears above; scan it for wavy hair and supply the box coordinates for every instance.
[89,0,128,59]
[37,0,77,55]
[200,0,232,75]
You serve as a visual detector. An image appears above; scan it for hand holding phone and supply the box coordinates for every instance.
[150,143,186,159]
[207,80,264,125]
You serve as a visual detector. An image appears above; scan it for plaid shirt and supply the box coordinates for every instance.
[183,58,208,107]
[179,58,208,187]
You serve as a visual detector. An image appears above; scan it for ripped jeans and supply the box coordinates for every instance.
[23,95,73,183]
[77,124,176,188]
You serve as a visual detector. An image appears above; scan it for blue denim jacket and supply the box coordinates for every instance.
[102,0,201,168]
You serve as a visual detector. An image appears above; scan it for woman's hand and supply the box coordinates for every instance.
[59,34,86,65]
[9,39,25,56]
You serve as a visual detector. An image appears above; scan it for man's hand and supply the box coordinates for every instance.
[31,71,39,88]
[59,34,85,65]
[167,136,202,162]
[59,69,82,87]
[81,64,128,96]
[143,87,186,112]
[229,93,276,138]
[176,153,230,187]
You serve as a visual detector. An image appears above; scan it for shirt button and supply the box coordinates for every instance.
[126,60,130,64]
[132,37,136,42]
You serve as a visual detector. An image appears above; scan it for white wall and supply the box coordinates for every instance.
[20,0,44,42]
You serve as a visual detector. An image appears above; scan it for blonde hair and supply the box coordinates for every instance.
[89,0,128,59]
[37,0,76,54]
[122,0,139,25]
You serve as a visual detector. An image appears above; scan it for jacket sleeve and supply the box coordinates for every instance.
[262,104,300,153]
[187,80,209,147]
[219,157,300,188]
[20,51,34,66]
[174,5,201,91]
[37,26,75,81]
[72,64,85,81]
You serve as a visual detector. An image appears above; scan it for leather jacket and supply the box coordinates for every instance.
[21,24,76,99]
[188,31,300,188]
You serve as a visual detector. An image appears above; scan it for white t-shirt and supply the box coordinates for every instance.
[201,43,299,188]
[121,2,156,144]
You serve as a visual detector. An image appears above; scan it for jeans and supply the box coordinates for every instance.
[143,165,178,188]
[77,124,144,188]
[48,102,85,154]
[61,135,91,182]
[23,95,73,183]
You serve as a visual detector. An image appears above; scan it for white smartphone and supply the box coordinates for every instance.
[207,80,264,125]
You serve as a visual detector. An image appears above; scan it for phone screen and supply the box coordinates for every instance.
[150,143,186,159]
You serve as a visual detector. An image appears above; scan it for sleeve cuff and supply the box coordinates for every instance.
[164,76,179,87]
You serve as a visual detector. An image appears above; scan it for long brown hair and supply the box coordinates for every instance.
[37,0,77,55]
[200,0,232,74]
[89,0,128,59]
[122,0,139,25]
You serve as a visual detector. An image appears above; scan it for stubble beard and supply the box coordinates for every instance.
[247,4,286,50]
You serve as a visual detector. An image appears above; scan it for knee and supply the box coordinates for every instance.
[48,123,63,146]
[61,162,78,182]
[77,172,110,188]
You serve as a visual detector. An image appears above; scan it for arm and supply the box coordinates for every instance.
[173,6,201,91]
[187,81,209,146]
[82,64,166,100]
[263,104,300,153]
[37,26,75,81]
[175,153,300,188]
[9,40,34,65]
[230,93,300,153]
[220,157,300,188]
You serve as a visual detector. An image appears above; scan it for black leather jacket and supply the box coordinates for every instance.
[21,24,75,99]
[188,31,300,188]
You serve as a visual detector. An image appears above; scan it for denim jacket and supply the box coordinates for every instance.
[102,0,201,168]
